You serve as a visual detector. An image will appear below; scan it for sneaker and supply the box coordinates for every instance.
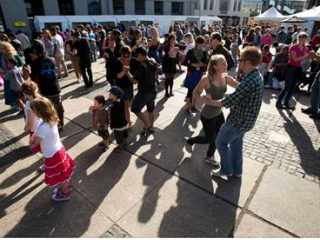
[276,102,284,109]
[38,165,45,172]
[53,185,73,194]
[233,174,242,178]
[211,170,232,178]
[191,106,201,113]
[185,108,195,116]
[77,78,82,84]
[310,113,320,119]
[183,137,193,152]
[301,108,317,115]
[264,84,272,89]
[203,157,219,166]
[51,191,71,201]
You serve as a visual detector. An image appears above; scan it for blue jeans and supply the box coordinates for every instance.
[215,122,245,175]
[277,65,302,105]
[310,71,320,112]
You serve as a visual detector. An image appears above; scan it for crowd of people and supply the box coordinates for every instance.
[1,20,320,201]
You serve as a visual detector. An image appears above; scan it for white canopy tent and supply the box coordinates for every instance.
[254,7,285,22]
[294,6,320,21]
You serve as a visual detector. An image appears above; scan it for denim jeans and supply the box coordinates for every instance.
[277,65,302,105]
[215,122,245,175]
[310,71,320,112]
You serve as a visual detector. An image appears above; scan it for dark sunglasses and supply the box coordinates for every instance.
[299,35,307,39]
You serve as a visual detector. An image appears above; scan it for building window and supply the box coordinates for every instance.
[220,0,229,14]
[135,0,145,15]
[87,0,101,15]
[234,0,237,11]
[154,1,164,15]
[238,0,242,11]
[113,0,125,14]
[58,0,74,15]
[204,0,208,10]
[172,2,184,15]
[210,0,214,10]
[24,0,44,17]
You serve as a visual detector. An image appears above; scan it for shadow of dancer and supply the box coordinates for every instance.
[157,168,240,237]
[5,139,131,237]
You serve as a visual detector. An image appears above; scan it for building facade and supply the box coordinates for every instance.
[0,0,245,35]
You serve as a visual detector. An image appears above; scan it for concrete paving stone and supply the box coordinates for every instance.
[59,118,85,140]
[248,167,320,237]
[0,189,113,237]
[0,156,44,216]
[234,213,293,238]
[175,157,265,207]
[62,97,92,114]
[64,108,92,129]
[61,131,170,222]
[117,175,239,237]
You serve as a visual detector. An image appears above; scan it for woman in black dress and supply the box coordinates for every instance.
[162,34,179,97]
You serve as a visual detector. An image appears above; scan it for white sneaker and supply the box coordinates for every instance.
[77,78,82,83]
[183,137,193,152]
[38,165,45,172]
[203,157,219,166]
[211,170,232,179]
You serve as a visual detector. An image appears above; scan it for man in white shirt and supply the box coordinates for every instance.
[50,27,68,78]
[16,30,31,51]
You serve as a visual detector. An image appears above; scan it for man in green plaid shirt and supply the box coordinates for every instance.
[202,46,264,179]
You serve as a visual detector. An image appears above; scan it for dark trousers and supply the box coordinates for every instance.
[80,59,93,87]
[277,65,302,105]
[46,94,64,127]
[188,113,225,158]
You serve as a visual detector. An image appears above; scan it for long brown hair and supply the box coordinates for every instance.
[30,97,59,127]
[207,54,226,80]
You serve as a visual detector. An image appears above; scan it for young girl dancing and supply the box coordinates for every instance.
[30,97,75,201]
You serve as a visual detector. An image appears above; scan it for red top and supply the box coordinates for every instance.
[262,51,272,64]
[288,44,308,67]
[312,35,320,47]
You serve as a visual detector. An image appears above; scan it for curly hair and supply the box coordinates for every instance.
[0,42,17,57]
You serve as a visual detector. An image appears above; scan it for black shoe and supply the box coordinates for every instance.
[165,93,170,98]
[301,108,317,115]
[276,102,284,109]
[170,93,174,97]
[284,104,295,110]
[310,113,320,119]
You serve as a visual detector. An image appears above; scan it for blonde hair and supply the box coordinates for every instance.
[21,80,40,98]
[0,42,17,57]
[184,33,195,45]
[207,54,226,80]
[149,27,159,39]
[297,32,309,46]
[43,29,52,40]
[30,97,59,127]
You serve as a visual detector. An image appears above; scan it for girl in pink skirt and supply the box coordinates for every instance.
[30,97,75,201]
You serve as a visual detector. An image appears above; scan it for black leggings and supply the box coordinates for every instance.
[187,113,225,157]
[165,73,175,94]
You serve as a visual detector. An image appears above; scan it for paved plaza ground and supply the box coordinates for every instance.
[0,59,320,237]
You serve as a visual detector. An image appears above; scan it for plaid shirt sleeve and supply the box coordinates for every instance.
[222,79,252,109]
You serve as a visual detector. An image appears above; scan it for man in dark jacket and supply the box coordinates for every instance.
[209,32,235,70]
[29,41,64,131]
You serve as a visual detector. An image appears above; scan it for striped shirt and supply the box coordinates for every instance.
[222,69,264,132]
